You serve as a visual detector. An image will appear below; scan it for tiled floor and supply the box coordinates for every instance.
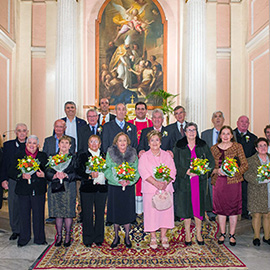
[0,199,270,270]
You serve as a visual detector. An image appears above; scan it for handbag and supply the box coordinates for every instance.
[152,190,172,211]
[51,181,65,193]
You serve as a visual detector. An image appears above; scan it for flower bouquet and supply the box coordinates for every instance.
[153,164,172,183]
[114,162,136,191]
[220,157,239,177]
[189,158,210,176]
[17,156,41,184]
[256,163,270,184]
[47,154,72,184]
[85,156,107,185]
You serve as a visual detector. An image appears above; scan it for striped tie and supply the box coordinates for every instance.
[101,115,106,125]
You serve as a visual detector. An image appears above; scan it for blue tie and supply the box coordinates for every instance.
[92,126,96,135]
[120,122,124,129]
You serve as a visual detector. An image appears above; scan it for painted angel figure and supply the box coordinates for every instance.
[112,2,149,42]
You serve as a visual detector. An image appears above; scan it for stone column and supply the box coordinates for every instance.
[55,0,77,118]
[185,0,206,131]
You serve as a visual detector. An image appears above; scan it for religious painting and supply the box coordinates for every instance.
[96,0,167,107]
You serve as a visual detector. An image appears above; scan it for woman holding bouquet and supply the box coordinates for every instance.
[174,123,215,246]
[45,135,77,247]
[8,135,47,247]
[105,132,139,248]
[211,126,248,246]
[244,138,270,246]
[76,135,107,247]
[138,130,176,249]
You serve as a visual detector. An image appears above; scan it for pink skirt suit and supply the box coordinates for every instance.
[138,149,176,232]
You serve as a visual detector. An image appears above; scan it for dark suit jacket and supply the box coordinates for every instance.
[43,135,76,157]
[0,138,26,182]
[62,116,87,134]
[78,124,102,153]
[76,151,107,193]
[101,119,137,153]
[201,128,215,148]
[233,128,257,158]
[166,121,187,148]
[8,151,48,196]
[98,113,116,125]
[138,126,173,152]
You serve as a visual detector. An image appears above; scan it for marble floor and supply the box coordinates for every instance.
[0,199,270,270]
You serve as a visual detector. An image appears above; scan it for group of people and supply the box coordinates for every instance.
[0,98,270,250]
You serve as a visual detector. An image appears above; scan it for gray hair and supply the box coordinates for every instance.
[184,122,198,132]
[86,108,98,117]
[15,123,27,131]
[152,108,164,119]
[212,111,224,119]
[26,135,39,145]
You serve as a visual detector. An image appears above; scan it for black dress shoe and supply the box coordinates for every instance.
[124,238,132,248]
[17,242,27,247]
[9,233,19,240]
[110,238,120,248]
[85,243,92,248]
[185,241,192,246]
[95,242,102,247]
[253,238,260,246]
[263,237,270,245]
[196,239,205,245]
[36,241,48,245]
[242,214,252,220]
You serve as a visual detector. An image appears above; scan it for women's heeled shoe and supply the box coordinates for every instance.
[185,241,192,246]
[55,236,62,247]
[110,238,120,248]
[253,238,260,246]
[218,233,226,245]
[150,238,158,249]
[63,240,71,247]
[124,238,132,248]
[196,239,205,246]
[229,234,236,246]
[263,237,270,245]
[161,237,169,249]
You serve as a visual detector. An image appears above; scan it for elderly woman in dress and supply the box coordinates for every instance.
[76,135,107,248]
[104,132,139,248]
[244,138,270,246]
[174,123,215,246]
[45,135,76,247]
[138,130,176,249]
[8,135,47,247]
[211,126,248,246]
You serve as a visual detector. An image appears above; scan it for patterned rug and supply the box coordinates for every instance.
[30,216,247,269]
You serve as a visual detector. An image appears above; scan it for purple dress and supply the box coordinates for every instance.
[189,146,203,220]
[212,148,242,216]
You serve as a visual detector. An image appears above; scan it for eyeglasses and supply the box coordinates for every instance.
[186,129,196,133]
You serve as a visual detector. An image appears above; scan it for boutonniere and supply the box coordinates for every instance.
[245,135,250,143]
[127,125,132,132]
[97,126,102,133]
[162,131,168,137]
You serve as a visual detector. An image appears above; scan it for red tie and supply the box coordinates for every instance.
[180,124,184,137]
[101,115,106,125]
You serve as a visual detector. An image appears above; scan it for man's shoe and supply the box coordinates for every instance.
[9,233,19,240]
[46,217,56,224]
[95,242,103,247]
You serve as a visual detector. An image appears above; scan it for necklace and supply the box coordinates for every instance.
[152,149,161,157]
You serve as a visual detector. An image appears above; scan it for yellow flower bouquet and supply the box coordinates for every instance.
[190,158,210,176]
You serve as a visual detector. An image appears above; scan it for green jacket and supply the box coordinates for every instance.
[104,145,139,186]
[173,137,215,219]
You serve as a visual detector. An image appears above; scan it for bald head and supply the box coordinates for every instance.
[54,119,66,138]
[237,115,249,133]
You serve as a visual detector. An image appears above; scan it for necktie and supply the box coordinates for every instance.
[240,132,244,137]
[120,122,124,129]
[101,115,106,125]
[180,124,184,137]
[92,126,96,135]
[215,131,219,144]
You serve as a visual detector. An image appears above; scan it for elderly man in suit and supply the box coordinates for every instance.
[98,98,116,126]
[233,115,257,220]
[61,101,87,152]
[201,111,225,221]
[1,123,28,240]
[43,119,76,224]
[138,109,173,157]
[44,119,76,156]
[101,103,137,153]
[166,106,188,148]
[78,108,102,153]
